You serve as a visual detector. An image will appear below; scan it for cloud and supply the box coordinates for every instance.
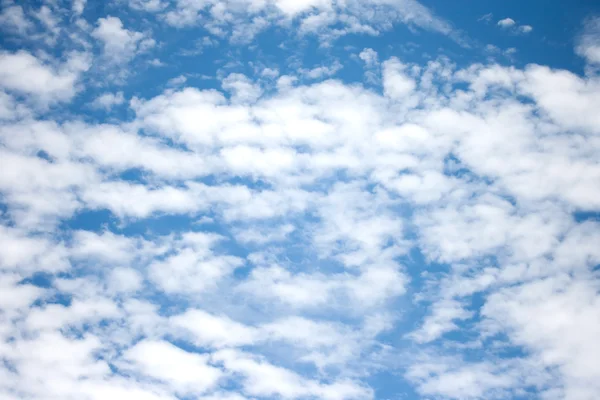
[382,57,417,99]
[170,309,259,348]
[359,48,380,83]
[72,0,87,16]
[161,0,464,45]
[358,48,378,68]
[129,0,167,12]
[149,232,244,294]
[0,50,90,106]
[0,3,34,36]
[298,60,343,80]
[406,354,522,399]
[408,299,473,343]
[576,16,600,66]
[212,349,372,399]
[519,24,533,33]
[120,340,223,395]
[478,13,493,23]
[90,91,125,110]
[1,8,600,400]
[0,91,31,120]
[166,75,187,87]
[221,73,263,103]
[497,17,533,34]
[497,18,516,28]
[91,16,155,82]
[482,273,600,399]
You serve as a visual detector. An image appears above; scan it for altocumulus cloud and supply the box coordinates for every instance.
[1,1,600,399]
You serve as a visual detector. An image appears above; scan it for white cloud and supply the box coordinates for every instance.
[0,227,69,273]
[149,232,244,294]
[33,6,61,38]
[90,91,125,110]
[109,267,143,293]
[162,0,463,45]
[80,181,203,218]
[261,67,280,78]
[497,18,516,28]
[496,18,533,35]
[519,24,533,33]
[121,340,222,395]
[2,18,600,400]
[170,309,259,348]
[406,355,521,399]
[234,223,295,245]
[0,3,34,36]
[408,299,473,343]
[273,0,331,17]
[0,148,99,228]
[358,48,378,68]
[129,0,167,12]
[92,16,155,64]
[0,91,30,120]
[478,13,493,23]
[166,75,187,87]
[64,122,210,179]
[576,17,600,66]
[482,274,600,399]
[382,57,417,99]
[72,0,87,16]
[221,73,263,103]
[213,349,372,399]
[298,60,343,79]
[0,273,42,316]
[70,230,141,264]
[0,50,90,105]
[239,261,406,311]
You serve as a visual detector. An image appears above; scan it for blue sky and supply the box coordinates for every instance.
[1,1,600,399]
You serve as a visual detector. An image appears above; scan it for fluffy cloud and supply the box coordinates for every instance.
[159,0,462,44]
[90,91,125,110]
[120,340,223,395]
[497,18,515,28]
[497,17,532,34]
[1,3,600,400]
[92,16,155,63]
[0,50,90,106]
[576,17,600,66]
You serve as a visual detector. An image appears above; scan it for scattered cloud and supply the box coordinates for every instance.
[478,13,493,23]
[0,50,90,106]
[0,3,34,36]
[497,17,533,34]
[90,91,125,110]
[0,3,599,400]
[166,75,187,87]
[92,16,155,63]
[519,24,533,33]
[72,0,87,16]
[298,60,343,79]
[159,0,465,45]
[576,16,600,66]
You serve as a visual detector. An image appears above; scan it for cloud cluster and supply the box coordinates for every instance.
[497,17,533,34]
[1,2,600,400]
[145,0,463,44]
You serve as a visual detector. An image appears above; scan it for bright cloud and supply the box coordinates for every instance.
[497,18,516,28]
[1,2,600,400]
[576,16,600,66]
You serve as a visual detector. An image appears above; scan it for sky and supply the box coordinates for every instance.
[1,0,600,399]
